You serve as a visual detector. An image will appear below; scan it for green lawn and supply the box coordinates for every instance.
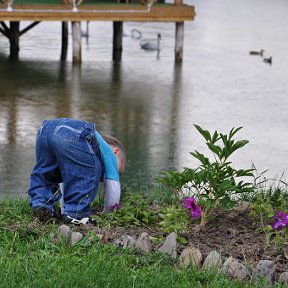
[0,198,285,288]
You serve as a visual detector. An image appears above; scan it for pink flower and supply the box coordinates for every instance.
[183,197,202,218]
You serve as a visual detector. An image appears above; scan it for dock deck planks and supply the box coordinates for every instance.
[0,1,195,22]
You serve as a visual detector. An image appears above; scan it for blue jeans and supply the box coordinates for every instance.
[28,118,102,219]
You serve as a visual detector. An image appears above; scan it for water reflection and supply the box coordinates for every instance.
[0,58,184,197]
[1,0,288,198]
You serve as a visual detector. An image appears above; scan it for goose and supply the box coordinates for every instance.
[81,21,89,38]
[140,33,161,51]
[249,49,264,56]
[263,57,272,64]
[131,29,142,39]
[123,28,142,39]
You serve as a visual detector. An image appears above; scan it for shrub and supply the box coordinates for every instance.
[156,125,255,228]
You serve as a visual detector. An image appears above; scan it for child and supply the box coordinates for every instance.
[28,118,126,224]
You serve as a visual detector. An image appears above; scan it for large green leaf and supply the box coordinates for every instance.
[190,151,210,166]
[207,142,222,158]
[229,126,243,139]
[194,124,211,142]
[231,140,249,154]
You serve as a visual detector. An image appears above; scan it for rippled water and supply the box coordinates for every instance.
[1,0,288,198]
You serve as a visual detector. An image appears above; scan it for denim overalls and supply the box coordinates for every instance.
[28,118,102,219]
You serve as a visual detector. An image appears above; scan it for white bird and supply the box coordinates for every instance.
[81,21,89,38]
[140,33,161,51]
[131,29,142,39]
[123,28,142,39]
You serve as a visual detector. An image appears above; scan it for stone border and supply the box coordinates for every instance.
[58,225,288,285]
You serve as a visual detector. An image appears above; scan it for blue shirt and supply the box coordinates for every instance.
[95,131,121,210]
[95,131,120,181]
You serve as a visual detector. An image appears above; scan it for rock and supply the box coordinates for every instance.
[252,260,277,284]
[70,232,83,246]
[135,232,152,253]
[114,235,136,249]
[87,233,102,243]
[179,247,202,268]
[59,224,71,244]
[233,201,251,212]
[221,257,249,281]
[203,250,222,270]
[278,272,288,284]
[158,232,177,259]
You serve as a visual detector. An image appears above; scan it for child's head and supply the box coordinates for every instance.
[102,135,126,176]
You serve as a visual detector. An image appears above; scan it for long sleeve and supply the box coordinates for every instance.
[95,131,121,211]
[104,179,121,210]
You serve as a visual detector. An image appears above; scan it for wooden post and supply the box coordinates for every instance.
[175,22,184,62]
[9,21,20,61]
[113,21,123,62]
[61,22,69,62]
[71,21,82,64]
[174,0,184,62]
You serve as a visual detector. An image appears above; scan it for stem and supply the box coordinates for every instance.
[135,218,156,232]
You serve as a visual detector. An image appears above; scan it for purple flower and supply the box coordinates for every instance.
[190,204,202,218]
[183,197,202,218]
[109,203,122,211]
[183,197,195,209]
[271,211,288,231]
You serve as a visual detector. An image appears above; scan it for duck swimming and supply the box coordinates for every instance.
[249,49,264,56]
[263,57,272,64]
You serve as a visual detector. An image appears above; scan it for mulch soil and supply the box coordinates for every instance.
[79,208,288,278]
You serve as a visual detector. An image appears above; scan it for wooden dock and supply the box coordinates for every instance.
[0,0,196,62]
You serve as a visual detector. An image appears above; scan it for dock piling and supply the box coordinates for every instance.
[9,21,20,61]
[113,21,123,62]
[175,22,184,62]
[61,22,69,62]
[174,0,184,62]
[72,21,82,64]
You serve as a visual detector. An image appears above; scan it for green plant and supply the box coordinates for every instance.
[157,125,255,228]
[249,176,288,252]
[158,205,191,244]
[95,190,157,228]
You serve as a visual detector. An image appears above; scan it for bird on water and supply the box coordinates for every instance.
[249,49,264,56]
[140,33,162,51]
[263,57,272,64]
[81,21,89,38]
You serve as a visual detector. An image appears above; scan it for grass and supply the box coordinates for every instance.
[0,197,286,288]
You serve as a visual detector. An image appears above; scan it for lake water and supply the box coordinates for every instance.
[1,0,288,198]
